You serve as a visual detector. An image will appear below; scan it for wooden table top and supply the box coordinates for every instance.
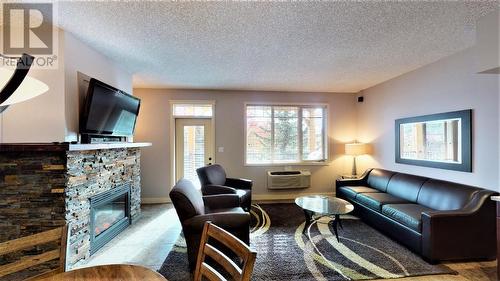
[38,264,168,281]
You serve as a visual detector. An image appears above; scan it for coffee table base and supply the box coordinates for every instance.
[302,210,343,243]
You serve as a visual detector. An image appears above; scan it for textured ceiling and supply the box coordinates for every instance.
[56,1,499,93]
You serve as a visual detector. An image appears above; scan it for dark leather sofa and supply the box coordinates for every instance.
[197,164,253,211]
[336,168,496,262]
[169,179,251,269]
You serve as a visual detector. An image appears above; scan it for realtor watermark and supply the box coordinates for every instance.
[1,2,58,69]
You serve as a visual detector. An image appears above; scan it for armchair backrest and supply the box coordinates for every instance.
[169,179,205,222]
[196,164,227,186]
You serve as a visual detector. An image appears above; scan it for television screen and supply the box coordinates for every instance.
[80,78,140,137]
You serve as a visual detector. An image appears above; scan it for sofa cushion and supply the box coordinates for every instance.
[382,204,434,232]
[417,179,480,211]
[367,169,396,192]
[338,186,380,200]
[355,192,408,212]
[386,173,428,203]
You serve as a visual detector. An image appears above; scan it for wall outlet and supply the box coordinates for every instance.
[218,147,224,153]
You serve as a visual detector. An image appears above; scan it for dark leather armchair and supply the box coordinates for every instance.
[169,179,251,270]
[196,164,252,211]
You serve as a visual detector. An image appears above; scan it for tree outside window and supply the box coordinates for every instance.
[246,104,327,165]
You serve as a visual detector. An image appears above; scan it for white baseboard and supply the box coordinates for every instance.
[141,197,171,204]
[252,191,335,202]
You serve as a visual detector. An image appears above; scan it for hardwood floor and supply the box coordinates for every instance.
[84,203,497,281]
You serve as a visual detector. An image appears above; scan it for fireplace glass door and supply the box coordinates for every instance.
[90,185,131,255]
[94,193,127,237]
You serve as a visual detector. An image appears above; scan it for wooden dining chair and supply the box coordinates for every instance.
[194,222,257,281]
[0,225,68,281]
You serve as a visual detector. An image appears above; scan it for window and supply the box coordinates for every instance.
[173,103,213,117]
[246,104,327,164]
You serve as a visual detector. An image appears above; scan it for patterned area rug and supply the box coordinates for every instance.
[159,203,455,280]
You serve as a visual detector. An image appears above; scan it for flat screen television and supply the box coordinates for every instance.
[80,78,141,138]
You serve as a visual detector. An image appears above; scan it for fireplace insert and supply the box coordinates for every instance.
[89,184,131,255]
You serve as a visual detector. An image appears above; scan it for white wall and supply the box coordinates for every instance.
[64,32,133,142]
[0,29,133,143]
[356,47,499,191]
[134,89,357,202]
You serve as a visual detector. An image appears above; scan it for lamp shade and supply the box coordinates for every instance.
[0,68,48,105]
[345,143,367,156]
[0,54,49,113]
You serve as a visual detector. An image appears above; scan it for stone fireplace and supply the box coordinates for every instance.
[65,146,144,268]
[0,142,151,279]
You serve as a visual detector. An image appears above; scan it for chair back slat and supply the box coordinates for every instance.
[240,251,257,281]
[194,222,257,281]
[24,269,60,281]
[201,263,228,281]
[0,249,60,277]
[0,226,67,279]
[206,226,248,258]
[204,244,242,280]
[0,228,63,255]
[58,224,68,272]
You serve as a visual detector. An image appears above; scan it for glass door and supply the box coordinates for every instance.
[175,118,213,188]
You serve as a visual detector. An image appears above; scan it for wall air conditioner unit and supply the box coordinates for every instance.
[267,170,311,190]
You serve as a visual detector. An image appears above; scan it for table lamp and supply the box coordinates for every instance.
[345,143,367,177]
[0,54,49,113]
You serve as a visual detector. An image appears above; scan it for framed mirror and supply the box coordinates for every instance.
[395,109,472,172]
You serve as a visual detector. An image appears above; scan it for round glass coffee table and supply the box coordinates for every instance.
[295,195,354,242]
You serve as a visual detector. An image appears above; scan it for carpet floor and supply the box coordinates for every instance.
[159,203,455,280]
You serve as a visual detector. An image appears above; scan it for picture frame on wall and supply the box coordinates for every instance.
[395,109,472,172]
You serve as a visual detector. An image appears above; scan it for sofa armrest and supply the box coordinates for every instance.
[420,190,497,261]
[225,177,253,190]
[422,190,497,219]
[203,194,240,209]
[336,178,365,187]
[183,212,250,232]
[422,205,479,219]
[335,169,371,188]
[202,184,237,195]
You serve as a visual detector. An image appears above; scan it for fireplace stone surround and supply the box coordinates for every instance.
[0,142,151,279]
